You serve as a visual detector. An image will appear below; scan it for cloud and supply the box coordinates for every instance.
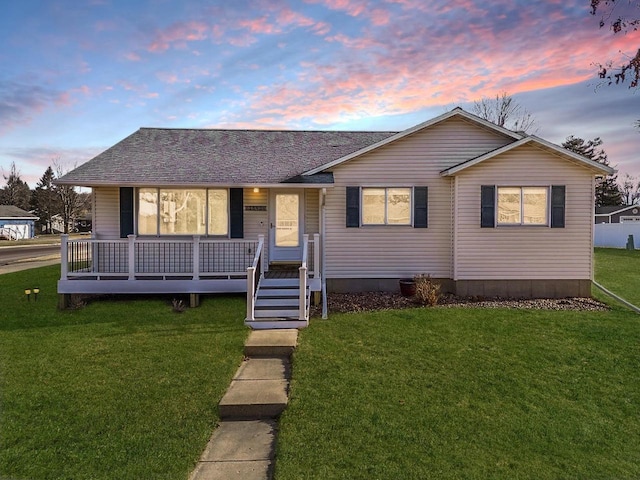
[0,146,106,186]
[0,81,69,134]
[213,0,638,130]
[143,2,331,53]
[147,20,209,52]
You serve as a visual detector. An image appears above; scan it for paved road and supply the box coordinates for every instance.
[0,245,61,266]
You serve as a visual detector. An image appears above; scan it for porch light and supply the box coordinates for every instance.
[253,187,260,193]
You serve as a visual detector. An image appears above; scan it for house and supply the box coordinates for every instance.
[595,205,640,223]
[0,205,38,240]
[55,107,613,328]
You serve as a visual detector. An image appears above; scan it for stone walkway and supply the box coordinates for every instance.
[189,329,298,480]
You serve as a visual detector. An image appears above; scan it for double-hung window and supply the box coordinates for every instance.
[138,188,229,235]
[497,187,548,226]
[362,187,412,225]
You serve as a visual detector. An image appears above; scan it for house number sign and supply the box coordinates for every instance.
[245,205,267,211]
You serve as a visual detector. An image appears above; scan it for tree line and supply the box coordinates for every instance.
[473,92,639,208]
[1,161,90,234]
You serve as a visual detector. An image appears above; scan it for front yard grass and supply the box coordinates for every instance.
[0,265,247,480]
[277,306,640,479]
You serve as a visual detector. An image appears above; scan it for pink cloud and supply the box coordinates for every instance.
[222,1,639,129]
[124,52,141,62]
[147,21,209,52]
[369,8,390,26]
[239,17,281,34]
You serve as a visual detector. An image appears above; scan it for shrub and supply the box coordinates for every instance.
[171,298,187,313]
[414,274,440,306]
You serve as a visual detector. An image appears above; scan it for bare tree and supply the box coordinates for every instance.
[472,92,538,133]
[591,0,640,88]
[53,160,85,234]
[619,172,640,205]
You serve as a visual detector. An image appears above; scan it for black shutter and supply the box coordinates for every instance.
[480,185,496,228]
[119,187,134,238]
[346,187,360,228]
[414,187,428,228]
[551,185,565,228]
[230,188,244,238]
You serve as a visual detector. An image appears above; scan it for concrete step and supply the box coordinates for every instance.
[218,379,289,419]
[244,329,298,357]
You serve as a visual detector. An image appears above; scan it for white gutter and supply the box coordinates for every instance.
[321,187,328,320]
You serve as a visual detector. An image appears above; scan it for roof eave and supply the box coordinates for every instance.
[53,180,334,189]
[440,136,615,177]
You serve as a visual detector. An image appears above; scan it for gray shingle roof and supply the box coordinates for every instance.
[57,128,397,186]
[0,205,37,218]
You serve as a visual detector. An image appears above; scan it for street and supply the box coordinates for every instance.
[0,245,61,266]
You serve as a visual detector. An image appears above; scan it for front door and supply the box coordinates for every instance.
[269,190,303,262]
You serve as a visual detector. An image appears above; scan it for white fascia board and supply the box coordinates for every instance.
[440,137,533,176]
[441,136,616,177]
[54,181,335,189]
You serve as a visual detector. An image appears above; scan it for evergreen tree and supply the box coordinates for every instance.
[1,162,31,210]
[31,166,59,233]
[562,136,623,207]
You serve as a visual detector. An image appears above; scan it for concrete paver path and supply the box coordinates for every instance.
[189,329,298,480]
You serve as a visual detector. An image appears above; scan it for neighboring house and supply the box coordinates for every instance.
[55,108,612,328]
[595,205,640,223]
[0,205,38,240]
[51,214,75,234]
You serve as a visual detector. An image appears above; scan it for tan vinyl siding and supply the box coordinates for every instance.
[93,187,120,239]
[454,145,595,280]
[325,117,513,279]
[305,189,320,234]
[243,188,269,263]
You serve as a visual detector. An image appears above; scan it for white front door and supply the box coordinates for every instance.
[269,190,303,262]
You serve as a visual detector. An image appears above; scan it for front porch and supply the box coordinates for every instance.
[57,233,323,328]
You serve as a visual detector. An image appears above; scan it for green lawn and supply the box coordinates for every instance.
[275,250,640,479]
[594,247,640,306]
[0,266,248,480]
[2,250,638,479]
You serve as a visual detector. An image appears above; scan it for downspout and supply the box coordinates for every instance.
[321,187,328,319]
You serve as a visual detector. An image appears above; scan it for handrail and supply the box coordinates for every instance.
[299,234,309,321]
[246,235,265,321]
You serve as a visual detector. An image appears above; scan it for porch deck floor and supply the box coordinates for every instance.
[264,269,298,279]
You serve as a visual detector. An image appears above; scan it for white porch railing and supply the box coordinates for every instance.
[60,234,260,281]
[299,234,309,321]
[307,233,320,280]
[246,234,265,321]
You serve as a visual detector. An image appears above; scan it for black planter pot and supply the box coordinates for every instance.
[399,279,416,297]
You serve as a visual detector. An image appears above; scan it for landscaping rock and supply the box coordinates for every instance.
[313,292,608,315]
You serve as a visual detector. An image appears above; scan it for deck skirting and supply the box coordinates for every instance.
[57,278,247,295]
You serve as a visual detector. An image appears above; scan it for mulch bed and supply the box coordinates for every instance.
[312,292,609,315]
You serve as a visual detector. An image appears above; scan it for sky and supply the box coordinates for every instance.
[0,0,638,188]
